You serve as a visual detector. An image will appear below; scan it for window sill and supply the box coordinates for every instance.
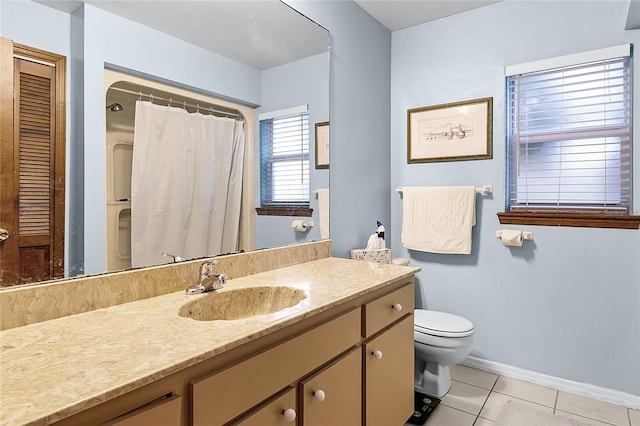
[256,207,313,217]
[497,211,640,229]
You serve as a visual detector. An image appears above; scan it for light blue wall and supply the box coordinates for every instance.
[255,52,330,249]
[390,0,640,395]
[69,6,84,275]
[287,0,393,257]
[1,1,69,53]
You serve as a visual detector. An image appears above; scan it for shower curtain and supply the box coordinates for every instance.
[131,101,245,268]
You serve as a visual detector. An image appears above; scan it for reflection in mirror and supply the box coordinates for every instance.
[0,0,329,288]
[104,74,256,272]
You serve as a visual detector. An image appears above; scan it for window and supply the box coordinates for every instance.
[257,109,311,216]
[500,44,640,229]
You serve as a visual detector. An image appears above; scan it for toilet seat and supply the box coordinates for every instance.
[414,310,474,338]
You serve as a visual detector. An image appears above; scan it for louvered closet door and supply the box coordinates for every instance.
[4,58,57,284]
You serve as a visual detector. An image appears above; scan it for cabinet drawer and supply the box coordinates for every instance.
[102,394,182,426]
[363,282,414,337]
[233,387,297,426]
[191,308,361,426]
[364,315,414,426]
[299,348,362,426]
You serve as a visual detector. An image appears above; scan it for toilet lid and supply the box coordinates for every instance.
[414,310,474,338]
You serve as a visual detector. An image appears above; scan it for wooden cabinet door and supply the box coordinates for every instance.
[191,308,360,426]
[102,394,182,426]
[299,348,362,426]
[234,387,297,426]
[364,315,414,426]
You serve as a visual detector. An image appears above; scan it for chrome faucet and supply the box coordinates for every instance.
[163,252,186,262]
[186,259,227,294]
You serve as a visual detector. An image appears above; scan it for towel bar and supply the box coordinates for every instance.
[395,185,493,195]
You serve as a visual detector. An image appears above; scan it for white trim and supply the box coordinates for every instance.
[462,356,640,409]
[13,54,56,67]
[258,104,308,121]
[505,44,631,76]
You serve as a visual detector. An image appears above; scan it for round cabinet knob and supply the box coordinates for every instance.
[391,303,403,312]
[372,350,383,360]
[0,228,9,242]
[312,390,326,401]
[282,408,296,422]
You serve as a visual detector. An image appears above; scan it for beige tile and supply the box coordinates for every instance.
[424,405,477,426]
[495,400,600,426]
[493,375,557,407]
[479,391,554,421]
[473,417,495,426]
[441,380,491,415]
[556,410,620,426]
[630,409,640,426]
[556,392,630,426]
[451,364,499,390]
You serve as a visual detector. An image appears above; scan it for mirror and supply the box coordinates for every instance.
[103,75,256,272]
[0,0,329,288]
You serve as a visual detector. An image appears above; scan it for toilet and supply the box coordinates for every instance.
[414,309,475,397]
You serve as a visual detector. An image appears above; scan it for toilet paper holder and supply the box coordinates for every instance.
[292,220,314,232]
[495,230,534,241]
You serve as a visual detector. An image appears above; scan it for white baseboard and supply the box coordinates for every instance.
[461,356,640,410]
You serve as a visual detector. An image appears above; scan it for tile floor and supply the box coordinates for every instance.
[416,364,639,426]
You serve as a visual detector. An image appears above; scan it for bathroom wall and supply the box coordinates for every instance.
[0,2,69,54]
[287,0,393,257]
[390,0,640,396]
[255,52,330,249]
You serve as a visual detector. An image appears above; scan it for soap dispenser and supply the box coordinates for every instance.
[376,221,386,249]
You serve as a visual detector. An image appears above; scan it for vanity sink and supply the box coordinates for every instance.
[178,286,308,321]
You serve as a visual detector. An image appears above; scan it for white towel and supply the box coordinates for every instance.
[401,186,476,254]
[316,188,330,239]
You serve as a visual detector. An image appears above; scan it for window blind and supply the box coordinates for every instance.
[506,53,632,212]
[260,112,310,207]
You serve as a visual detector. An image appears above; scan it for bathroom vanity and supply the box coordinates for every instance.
[0,252,419,426]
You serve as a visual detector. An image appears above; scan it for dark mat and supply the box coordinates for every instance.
[406,392,441,425]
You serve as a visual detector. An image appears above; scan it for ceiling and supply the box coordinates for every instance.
[34,0,329,69]
[354,0,502,31]
[35,0,504,69]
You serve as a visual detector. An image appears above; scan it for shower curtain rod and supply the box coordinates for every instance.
[108,86,244,119]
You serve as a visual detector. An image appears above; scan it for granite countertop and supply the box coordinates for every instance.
[0,257,419,426]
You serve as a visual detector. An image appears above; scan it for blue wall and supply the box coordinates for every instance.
[390,0,640,395]
[1,1,69,52]
[287,0,393,257]
[255,52,330,249]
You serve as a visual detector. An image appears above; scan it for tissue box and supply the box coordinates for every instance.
[350,249,392,264]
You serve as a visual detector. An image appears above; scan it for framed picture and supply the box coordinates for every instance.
[407,97,492,163]
[315,121,329,169]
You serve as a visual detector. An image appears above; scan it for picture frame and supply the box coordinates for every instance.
[315,121,330,169]
[407,97,493,163]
